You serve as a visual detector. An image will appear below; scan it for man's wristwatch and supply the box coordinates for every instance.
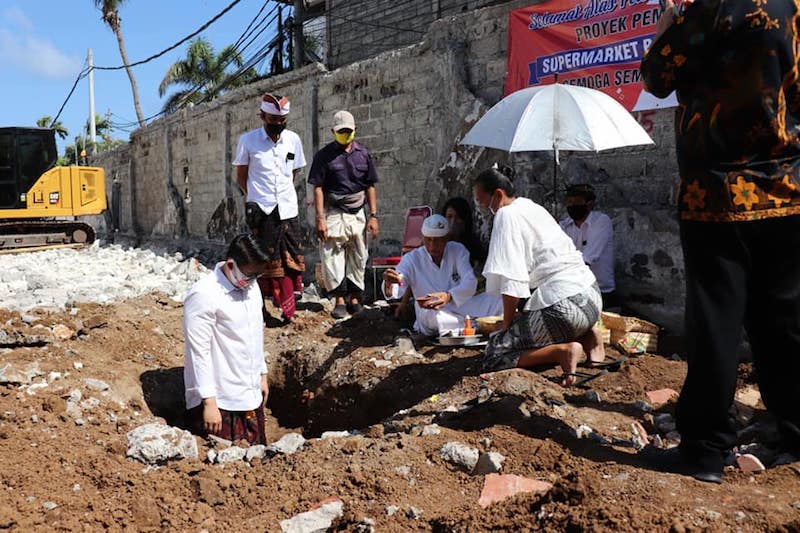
[369,213,379,219]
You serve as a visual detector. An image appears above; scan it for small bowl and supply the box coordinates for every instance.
[476,316,503,334]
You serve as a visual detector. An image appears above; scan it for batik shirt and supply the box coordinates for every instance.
[641,0,800,222]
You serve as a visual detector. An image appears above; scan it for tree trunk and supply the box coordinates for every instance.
[113,27,145,127]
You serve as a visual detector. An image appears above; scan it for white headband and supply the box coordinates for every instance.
[260,94,290,116]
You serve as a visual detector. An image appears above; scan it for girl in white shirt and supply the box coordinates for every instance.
[474,167,606,386]
[184,234,271,444]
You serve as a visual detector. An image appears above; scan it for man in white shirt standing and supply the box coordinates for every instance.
[233,93,307,324]
[559,184,618,310]
[184,234,270,445]
[382,215,502,336]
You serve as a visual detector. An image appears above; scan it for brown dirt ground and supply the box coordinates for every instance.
[0,294,799,532]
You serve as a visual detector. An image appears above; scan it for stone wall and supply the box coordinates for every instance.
[91,0,684,330]
[326,0,511,69]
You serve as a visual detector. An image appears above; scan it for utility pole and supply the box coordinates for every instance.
[293,0,305,68]
[88,48,97,148]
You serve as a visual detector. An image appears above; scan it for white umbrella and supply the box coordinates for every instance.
[460,83,654,211]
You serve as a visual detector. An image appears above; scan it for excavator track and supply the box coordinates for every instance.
[0,220,96,253]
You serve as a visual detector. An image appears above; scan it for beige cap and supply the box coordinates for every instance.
[332,110,356,132]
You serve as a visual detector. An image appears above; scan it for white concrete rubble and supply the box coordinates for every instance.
[267,433,306,456]
[440,442,480,472]
[0,243,208,311]
[280,499,344,533]
[473,452,505,475]
[215,446,247,464]
[126,423,199,464]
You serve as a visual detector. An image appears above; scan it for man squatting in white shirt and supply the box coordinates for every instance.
[183,234,271,445]
[381,214,502,336]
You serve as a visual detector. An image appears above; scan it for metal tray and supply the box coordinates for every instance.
[436,334,484,346]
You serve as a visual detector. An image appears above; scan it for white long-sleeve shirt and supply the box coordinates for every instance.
[183,263,266,411]
[483,197,596,311]
[559,210,616,293]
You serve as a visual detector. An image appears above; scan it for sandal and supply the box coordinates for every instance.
[584,355,628,371]
[559,369,608,388]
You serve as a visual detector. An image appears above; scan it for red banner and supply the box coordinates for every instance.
[505,0,676,112]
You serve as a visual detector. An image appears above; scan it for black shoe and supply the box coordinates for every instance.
[641,446,723,484]
[346,302,364,315]
[331,304,348,319]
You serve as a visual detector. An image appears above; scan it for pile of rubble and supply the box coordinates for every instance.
[0,243,207,310]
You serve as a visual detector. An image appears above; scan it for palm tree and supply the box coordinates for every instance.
[94,0,145,127]
[158,37,257,114]
[36,116,69,139]
[84,113,112,142]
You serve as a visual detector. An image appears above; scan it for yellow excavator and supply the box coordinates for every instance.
[0,127,105,252]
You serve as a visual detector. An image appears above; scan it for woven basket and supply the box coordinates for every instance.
[601,312,659,334]
[611,330,658,353]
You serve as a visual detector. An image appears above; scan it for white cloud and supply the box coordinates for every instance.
[0,7,81,80]
[4,6,33,30]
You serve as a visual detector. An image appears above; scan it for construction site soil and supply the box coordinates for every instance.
[0,293,799,532]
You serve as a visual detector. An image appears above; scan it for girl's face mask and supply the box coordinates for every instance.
[229,260,258,289]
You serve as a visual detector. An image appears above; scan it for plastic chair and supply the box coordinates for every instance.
[371,205,432,300]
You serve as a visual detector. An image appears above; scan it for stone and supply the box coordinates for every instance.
[633,400,653,413]
[215,446,247,464]
[0,362,42,385]
[421,424,441,436]
[206,450,217,464]
[280,498,344,533]
[583,390,602,403]
[207,435,233,448]
[245,445,268,462]
[385,505,400,516]
[631,422,649,450]
[126,423,199,465]
[473,452,505,475]
[42,501,58,511]
[321,431,352,439]
[736,454,766,473]
[51,324,75,341]
[406,506,423,519]
[394,465,411,476]
[440,442,480,472]
[79,398,100,411]
[73,362,83,370]
[735,511,747,522]
[478,474,553,508]
[645,389,679,408]
[82,378,110,392]
[372,359,392,368]
[267,433,306,456]
[575,424,594,439]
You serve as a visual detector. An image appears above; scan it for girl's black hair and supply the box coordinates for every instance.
[441,197,474,237]
[227,233,270,267]
[474,165,516,197]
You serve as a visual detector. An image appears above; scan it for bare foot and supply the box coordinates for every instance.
[559,342,585,386]
[579,327,606,366]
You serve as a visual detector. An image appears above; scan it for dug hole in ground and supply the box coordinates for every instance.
[0,243,798,532]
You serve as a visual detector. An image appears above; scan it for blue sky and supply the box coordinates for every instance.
[0,0,283,153]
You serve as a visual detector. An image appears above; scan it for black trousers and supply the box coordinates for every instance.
[678,216,800,469]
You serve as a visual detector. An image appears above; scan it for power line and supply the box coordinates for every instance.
[92,0,244,71]
[50,64,89,127]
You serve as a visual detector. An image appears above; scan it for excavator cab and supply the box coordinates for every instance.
[0,127,106,251]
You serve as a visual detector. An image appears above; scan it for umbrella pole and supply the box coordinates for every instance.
[552,150,558,215]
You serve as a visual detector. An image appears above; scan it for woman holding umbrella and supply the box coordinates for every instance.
[474,166,606,385]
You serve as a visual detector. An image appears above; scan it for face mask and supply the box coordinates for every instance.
[334,130,355,145]
[265,123,286,137]
[474,195,492,218]
[567,205,589,221]
[488,193,500,216]
[229,261,257,289]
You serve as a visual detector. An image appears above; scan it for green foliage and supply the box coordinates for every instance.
[159,37,258,114]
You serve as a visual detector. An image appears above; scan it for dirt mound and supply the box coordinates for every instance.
[0,295,798,531]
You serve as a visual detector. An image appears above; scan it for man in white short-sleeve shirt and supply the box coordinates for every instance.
[233,93,308,323]
[559,184,617,310]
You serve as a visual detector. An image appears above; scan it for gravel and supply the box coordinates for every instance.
[0,243,208,311]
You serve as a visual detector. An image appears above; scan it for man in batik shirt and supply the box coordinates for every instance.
[641,0,800,483]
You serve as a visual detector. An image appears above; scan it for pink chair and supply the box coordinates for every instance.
[371,206,432,300]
